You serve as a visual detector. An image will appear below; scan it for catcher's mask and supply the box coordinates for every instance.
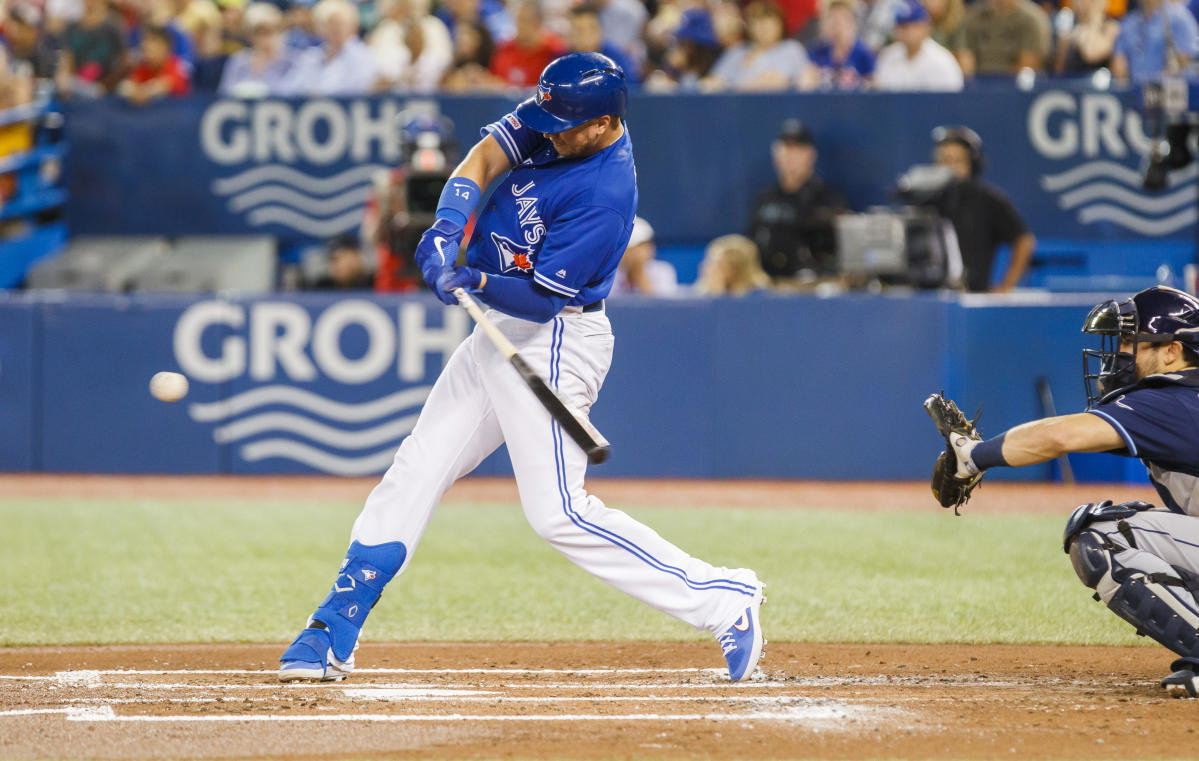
[1081,285,1199,407]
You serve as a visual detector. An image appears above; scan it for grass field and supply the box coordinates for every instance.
[1,492,1142,648]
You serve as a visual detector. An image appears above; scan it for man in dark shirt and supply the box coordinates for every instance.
[60,0,126,94]
[931,125,1035,292]
[310,236,375,290]
[747,119,847,280]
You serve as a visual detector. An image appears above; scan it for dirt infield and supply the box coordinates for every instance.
[0,642,1192,761]
[0,473,1163,514]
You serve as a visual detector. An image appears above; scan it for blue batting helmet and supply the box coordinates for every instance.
[514,52,628,135]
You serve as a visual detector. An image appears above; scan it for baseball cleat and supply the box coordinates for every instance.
[718,590,766,682]
[1162,667,1199,698]
[278,626,355,682]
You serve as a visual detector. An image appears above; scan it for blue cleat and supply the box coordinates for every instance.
[718,591,766,682]
[279,540,406,683]
[278,623,356,682]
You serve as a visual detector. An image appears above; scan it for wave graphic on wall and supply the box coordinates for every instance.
[188,384,431,475]
[212,164,389,238]
[1042,161,1198,236]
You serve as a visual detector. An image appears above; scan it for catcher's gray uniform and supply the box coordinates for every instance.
[1067,370,1199,692]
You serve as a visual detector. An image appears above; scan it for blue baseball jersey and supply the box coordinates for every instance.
[471,111,638,307]
[1088,369,1199,514]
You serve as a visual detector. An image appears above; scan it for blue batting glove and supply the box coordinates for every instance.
[429,265,456,305]
[436,266,485,306]
[415,218,464,291]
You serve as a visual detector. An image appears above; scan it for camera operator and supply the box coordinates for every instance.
[927,125,1035,293]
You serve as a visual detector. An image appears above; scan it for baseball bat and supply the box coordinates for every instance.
[451,288,611,465]
[1036,376,1075,485]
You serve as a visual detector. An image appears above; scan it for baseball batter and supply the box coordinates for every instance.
[279,52,766,683]
[927,286,1199,697]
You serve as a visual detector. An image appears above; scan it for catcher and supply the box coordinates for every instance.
[926,285,1199,698]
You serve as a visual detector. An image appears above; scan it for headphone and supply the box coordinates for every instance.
[931,125,984,178]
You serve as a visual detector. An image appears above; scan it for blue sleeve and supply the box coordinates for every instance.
[531,205,627,298]
[479,273,569,323]
[1088,387,1197,460]
[855,42,876,76]
[481,112,549,167]
[1113,20,1131,58]
[808,43,828,68]
[1172,5,1199,57]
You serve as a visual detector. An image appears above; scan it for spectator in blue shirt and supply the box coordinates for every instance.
[219,2,296,96]
[437,0,513,45]
[803,0,875,89]
[705,1,809,91]
[278,0,378,94]
[1111,0,1199,84]
[567,4,640,84]
[283,0,321,50]
[644,7,723,91]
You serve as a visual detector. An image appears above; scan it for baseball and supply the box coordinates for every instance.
[149,371,189,403]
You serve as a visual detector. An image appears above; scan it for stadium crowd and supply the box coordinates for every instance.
[0,0,1194,107]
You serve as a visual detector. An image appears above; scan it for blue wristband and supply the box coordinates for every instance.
[971,433,1009,470]
[436,178,482,228]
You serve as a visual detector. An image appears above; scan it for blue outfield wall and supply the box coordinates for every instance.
[64,87,1198,248]
[0,292,1146,481]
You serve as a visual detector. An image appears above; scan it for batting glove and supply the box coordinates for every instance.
[436,266,486,305]
[415,218,464,290]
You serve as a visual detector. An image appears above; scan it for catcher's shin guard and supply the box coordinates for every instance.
[284,541,406,664]
[1068,531,1199,659]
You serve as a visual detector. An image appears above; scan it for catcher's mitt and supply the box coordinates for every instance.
[923,392,985,514]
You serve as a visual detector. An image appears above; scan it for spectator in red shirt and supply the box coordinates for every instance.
[119,25,190,104]
[489,0,565,87]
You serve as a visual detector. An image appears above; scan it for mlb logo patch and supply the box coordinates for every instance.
[505,114,521,130]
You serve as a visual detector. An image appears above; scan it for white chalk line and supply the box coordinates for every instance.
[39,680,796,691]
[342,690,821,704]
[46,667,722,676]
[48,693,824,705]
[61,706,857,723]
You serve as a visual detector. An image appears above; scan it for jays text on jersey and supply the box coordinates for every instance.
[475,111,638,308]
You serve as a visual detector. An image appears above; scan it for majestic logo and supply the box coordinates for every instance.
[492,232,535,273]
[555,269,567,278]
[1027,91,1197,236]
